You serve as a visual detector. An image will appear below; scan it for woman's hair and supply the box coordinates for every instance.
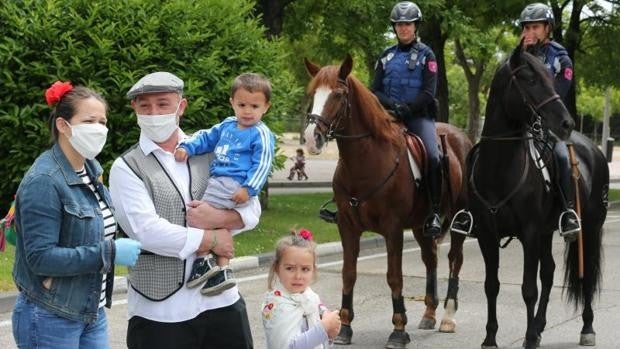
[296,148,304,155]
[49,86,107,141]
[267,228,318,290]
[231,72,272,102]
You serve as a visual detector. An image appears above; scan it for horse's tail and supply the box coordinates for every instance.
[563,133,608,310]
[563,223,604,309]
[563,179,607,309]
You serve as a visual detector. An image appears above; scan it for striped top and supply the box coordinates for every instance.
[77,168,116,308]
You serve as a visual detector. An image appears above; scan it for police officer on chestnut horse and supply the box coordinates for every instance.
[371,1,442,238]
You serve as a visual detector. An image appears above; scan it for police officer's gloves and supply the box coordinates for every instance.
[394,103,412,121]
[114,238,142,267]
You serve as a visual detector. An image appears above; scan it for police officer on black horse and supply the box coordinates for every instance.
[371,1,442,238]
[451,2,580,241]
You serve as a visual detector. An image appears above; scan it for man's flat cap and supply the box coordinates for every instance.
[126,72,184,99]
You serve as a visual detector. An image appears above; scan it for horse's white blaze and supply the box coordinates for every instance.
[304,86,333,155]
[310,86,331,116]
[304,123,320,154]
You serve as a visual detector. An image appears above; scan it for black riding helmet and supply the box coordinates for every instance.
[390,1,422,23]
[519,3,554,29]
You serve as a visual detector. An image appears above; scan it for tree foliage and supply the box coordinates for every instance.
[0,0,299,210]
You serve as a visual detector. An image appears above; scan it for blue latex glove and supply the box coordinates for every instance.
[114,238,141,267]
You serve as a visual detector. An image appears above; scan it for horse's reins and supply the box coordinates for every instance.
[307,78,400,227]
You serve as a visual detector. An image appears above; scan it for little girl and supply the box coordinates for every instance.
[287,148,309,180]
[262,229,341,349]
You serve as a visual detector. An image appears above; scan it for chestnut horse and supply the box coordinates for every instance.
[303,54,472,348]
[470,42,607,348]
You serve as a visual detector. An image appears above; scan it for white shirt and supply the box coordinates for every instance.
[109,130,261,322]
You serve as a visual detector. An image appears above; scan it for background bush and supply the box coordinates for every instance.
[0,0,301,211]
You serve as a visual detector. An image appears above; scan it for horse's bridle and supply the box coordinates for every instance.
[306,77,399,224]
[481,62,561,142]
[306,78,370,141]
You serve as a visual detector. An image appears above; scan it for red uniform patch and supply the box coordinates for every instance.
[564,68,573,81]
[428,61,438,73]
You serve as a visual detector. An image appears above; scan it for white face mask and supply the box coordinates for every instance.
[137,103,181,143]
[66,122,108,160]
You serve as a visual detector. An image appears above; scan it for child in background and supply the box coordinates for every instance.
[288,148,309,180]
[175,73,275,296]
[262,228,341,349]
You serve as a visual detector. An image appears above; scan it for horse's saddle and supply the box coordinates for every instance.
[404,130,426,188]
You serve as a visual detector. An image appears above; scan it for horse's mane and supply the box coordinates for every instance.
[307,65,402,148]
[521,50,555,86]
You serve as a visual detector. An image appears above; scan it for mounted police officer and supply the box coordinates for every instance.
[371,1,442,238]
[451,2,579,241]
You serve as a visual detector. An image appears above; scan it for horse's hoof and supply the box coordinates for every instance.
[579,333,596,346]
[385,330,411,349]
[481,337,498,348]
[333,324,353,345]
[439,318,456,333]
[522,334,541,348]
[417,316,436,330]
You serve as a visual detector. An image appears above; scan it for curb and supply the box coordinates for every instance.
[268,181,332,188]
[0,233,413,314]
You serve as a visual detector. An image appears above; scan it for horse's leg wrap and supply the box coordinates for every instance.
[426,269,439,307]
[444,277,459,310]
[391,296,408,330]
[341,293,354,323]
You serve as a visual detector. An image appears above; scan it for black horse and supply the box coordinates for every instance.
[469,42,608,349]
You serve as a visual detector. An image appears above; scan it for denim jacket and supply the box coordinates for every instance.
[12,143,115,323]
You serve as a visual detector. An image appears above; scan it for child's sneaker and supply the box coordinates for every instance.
[186,254,219,288]
[201,266,236,296]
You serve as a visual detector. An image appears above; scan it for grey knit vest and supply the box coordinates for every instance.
[121,144,212,301]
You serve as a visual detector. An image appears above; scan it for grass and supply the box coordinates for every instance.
[2,189,618,292]
[0,192,349,292]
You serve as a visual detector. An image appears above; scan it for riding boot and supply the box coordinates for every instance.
[423,166,442,238]
[558,169,580,242]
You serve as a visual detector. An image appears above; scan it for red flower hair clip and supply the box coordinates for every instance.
[299,228,313,241]
[45,81,73,106]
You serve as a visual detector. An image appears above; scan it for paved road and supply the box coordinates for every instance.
[1,208,619,348]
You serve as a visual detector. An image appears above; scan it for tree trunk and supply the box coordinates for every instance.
[454,39,484,142]
[255,0,295,38]
[553,0,585,120]
[421,17,449,123]
[260,181,269,210]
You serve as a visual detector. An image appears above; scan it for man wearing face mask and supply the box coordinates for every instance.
[109,72,258,349]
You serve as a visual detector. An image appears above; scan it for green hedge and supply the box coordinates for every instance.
[0,0,301,211]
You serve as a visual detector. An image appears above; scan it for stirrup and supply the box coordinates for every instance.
[558,209,581,237]
[319,198,338,224]
[450,209,473,236]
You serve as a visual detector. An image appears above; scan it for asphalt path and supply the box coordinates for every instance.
[1,208,619,349]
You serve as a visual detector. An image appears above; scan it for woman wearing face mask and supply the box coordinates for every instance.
[11,81,141,348]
